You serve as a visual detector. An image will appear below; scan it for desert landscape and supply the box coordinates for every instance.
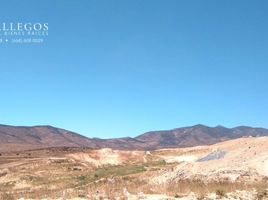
[2,0,268,199]
[0,125,267,200]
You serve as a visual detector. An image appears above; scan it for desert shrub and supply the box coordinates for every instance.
[0,192,15,200]
[215,189,225,197]
[122,176,130,180]
[174,193,184,198]
[256,189,268,200]
[78,175,86,182]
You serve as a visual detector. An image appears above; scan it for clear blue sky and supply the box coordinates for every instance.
[0,0,268,138]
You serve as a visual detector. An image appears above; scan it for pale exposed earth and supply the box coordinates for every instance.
[148,137,268,184]
[67,137,268,184]
[1,137,268,199]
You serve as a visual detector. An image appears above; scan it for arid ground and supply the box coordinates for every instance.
[0,137,268,200]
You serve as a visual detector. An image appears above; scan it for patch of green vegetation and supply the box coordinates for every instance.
[76,175,87,185]
[51,159,70,164]
[75,164,146,186]
[93,164,145,179]
[143,160,167,167]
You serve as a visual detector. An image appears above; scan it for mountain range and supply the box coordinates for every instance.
[0,124,268,152]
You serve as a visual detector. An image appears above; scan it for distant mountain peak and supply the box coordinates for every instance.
[192,124,208,128]
[215,125,227,128]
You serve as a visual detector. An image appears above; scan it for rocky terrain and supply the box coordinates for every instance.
[0,137,267,199]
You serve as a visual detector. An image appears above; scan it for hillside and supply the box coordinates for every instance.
[134,124,268,149]
[1,124,268,152]
[0,125,99,152]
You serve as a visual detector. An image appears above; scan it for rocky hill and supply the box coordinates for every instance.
[0,125,98,152]
[1,124,268,152]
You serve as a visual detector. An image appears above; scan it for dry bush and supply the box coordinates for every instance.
[0,192,15,200]
[256,189,268,200]
[127,180,267,198]
[215,189,226,197]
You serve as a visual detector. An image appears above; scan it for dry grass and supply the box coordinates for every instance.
[1,145,268,199]
[1,172,267,199]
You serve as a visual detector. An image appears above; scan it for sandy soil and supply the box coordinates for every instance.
[150,137,268,184]
[67,148,146,167]
[1,137,268,199]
